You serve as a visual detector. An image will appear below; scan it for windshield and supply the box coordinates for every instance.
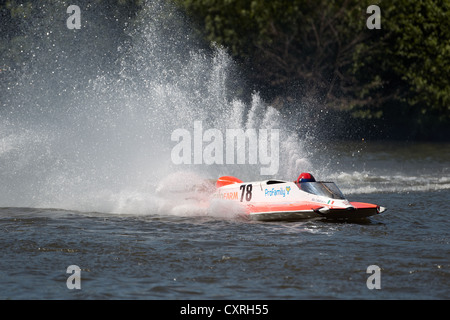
[297,182,346,199]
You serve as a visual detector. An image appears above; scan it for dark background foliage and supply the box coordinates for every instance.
[2,0,449,140]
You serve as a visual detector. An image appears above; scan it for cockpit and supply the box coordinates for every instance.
[296,182,346,199]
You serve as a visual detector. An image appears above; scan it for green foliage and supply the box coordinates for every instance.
[348,0,450,136]
[175,0,450,138]
[386,0,450,117]
[174,0,378,100]
[1,0,448,139]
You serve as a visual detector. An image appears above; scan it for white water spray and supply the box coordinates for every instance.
[0,1,310,215]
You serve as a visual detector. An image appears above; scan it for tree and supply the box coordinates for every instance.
[174,1,377,105]
[348,0,450,138]
[175,0,450,139]
[380,0,450,120]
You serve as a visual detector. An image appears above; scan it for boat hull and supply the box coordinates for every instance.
[247,202,383,221]
[249,210,320,221]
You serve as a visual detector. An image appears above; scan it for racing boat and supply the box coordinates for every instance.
[212,173,386,221]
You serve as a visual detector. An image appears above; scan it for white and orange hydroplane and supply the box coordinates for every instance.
[212,173,386,221]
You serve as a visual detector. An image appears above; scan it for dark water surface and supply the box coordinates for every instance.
[1,0,448,301]
[0,185,448,300]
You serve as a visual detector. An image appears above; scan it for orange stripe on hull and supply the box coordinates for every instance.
[246,202,323,214]
[350,202,379,209]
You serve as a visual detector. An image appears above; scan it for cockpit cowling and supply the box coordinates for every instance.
[296,182,346,200]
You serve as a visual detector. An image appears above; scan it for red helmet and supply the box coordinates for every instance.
[297,172,316,183]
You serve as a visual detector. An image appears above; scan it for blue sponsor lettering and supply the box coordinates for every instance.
[264,187,287,197]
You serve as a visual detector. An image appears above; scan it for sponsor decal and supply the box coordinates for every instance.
[312,197,328,204]
[217,191,239,200]
[264,187,288,197]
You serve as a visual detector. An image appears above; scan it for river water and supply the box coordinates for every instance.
[0,142,448,300]
[1,1,449,302]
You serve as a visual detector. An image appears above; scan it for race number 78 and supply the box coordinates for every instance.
[239,184,252,202]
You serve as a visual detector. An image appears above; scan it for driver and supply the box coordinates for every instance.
[296,172,316,184]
